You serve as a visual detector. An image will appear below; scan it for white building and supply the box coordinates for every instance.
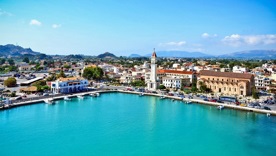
[255,75,271,91]
[147,49,159,91]
[51,77,89,94]
[232,66,247,73]
[161,77,189,89]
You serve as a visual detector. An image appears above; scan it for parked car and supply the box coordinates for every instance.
[209,99,217,102]
[263,106,271,110]
[203,98,209,101]
[43,93,49,96]
[15,96,22,100]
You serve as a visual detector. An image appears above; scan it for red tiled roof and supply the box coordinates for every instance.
[157,69,194,75]
[199,70,253,79]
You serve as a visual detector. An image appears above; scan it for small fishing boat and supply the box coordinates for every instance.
[96,93,100,97]
[139,93,144,96]
[77,95,84,99]
[90,93,97,97]
[64,96,71,101]
[44,98,54,104]
[217,105,225,110]
[160,96,165,99]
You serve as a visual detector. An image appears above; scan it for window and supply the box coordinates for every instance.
[224,87,226,91]
[222,79,224,81]
[229,88,231,91]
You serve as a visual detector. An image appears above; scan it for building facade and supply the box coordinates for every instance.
[51,77,89,94]
[255,75,271,91]
[198,70,254,96]
[162,77,190,89]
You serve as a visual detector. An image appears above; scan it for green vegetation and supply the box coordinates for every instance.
[57,69,66,78]
[4,77,17,87]
[32,80,50,92]
[46,73,57,81]
[158,84,166,90]
[252,86,259,99]
[191,78,198,93]
[23,57,29,63]
[82,67,104,80]
[130,80,146,87]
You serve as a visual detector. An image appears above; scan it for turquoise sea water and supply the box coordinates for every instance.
[1,93,276,156]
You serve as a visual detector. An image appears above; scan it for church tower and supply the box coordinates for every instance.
[147,48,158,91]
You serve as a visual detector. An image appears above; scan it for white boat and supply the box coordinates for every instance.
[90,93,97,97]
[186,100,192,104]
[217,105,225,110]
[160,96,165,99]
[64,96,71,101]
[139,93,144,96]
[44,98,54,104]
[96,93,100,97]
[77,95,84,99]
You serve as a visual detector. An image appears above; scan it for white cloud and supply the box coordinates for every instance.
[202,33,217,38]
[29,19,42,26]
[202,33,209,38]
[52,24,61,28]
[0,9,13,16]
[159,41,186,46]
[222,34,276,47]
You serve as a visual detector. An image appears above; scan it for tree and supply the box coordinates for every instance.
[158,84,166,90]
[23,57,29,63]
[131,80,146,87]
[8,59,15,65]
[252,86,259,99]
[82,67,103,80]
[63,64,71,69]
[57,69,66,78]
[191,78,198,92]
[4,77,17,87]
[0,58,5,65]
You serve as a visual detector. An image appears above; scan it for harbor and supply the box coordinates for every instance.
[2,89,276,116]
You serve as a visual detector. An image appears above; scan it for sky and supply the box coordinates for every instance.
[0,0,276,56]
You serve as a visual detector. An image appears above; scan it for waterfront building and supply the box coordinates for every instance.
[162,77,190,89]
[51,77,88,94]
[147,49,158,91]
[255,75,271,91]
[198,70,254,96]
[157,69,195,84]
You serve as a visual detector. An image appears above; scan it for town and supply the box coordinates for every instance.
[0,45,275,111]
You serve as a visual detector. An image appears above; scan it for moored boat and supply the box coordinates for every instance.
[44,98,54,104]
[77,95,84,99]
[90,93,97,97]
[64,96,71,101]
[217,105,225,110]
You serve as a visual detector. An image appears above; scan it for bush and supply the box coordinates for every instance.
[4,77,17,87]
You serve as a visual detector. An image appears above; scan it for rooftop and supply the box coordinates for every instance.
[200,70,253,79]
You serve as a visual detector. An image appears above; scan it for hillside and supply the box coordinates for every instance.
[219,50,276,59]
[0,44,41,56]
[97,52,117,58]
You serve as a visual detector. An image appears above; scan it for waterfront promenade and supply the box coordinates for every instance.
[1,89,276,116]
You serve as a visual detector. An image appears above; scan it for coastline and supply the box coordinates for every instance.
[1,90,276,116]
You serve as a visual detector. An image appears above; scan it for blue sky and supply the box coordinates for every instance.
[0,0,276,56]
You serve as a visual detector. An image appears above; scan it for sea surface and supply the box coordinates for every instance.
[1,93,276,156]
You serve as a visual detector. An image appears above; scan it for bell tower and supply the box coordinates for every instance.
[147,48,158,91]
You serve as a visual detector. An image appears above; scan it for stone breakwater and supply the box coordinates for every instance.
[1,90,275,116]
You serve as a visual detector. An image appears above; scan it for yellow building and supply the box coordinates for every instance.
[198,70,254,96]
